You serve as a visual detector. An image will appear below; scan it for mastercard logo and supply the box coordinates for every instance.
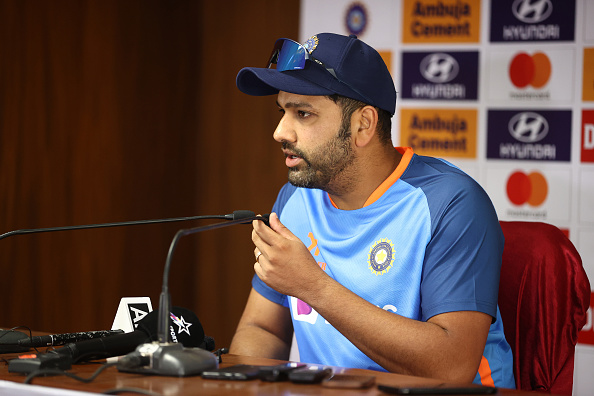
[509,52,551,88]
[506,171,548,206]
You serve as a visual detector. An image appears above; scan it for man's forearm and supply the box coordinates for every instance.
[229,288,294,360]
[305,276,490,383]
[229,323,291,360]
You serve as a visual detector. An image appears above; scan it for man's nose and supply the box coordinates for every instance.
[273,115,296,143]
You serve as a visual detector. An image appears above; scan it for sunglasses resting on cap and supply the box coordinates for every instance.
[236,33,397,116]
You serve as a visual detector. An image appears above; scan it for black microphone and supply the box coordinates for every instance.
[0,210,259,241]
[117,211,269,377]
[8,307,211,374]
[16,329,125,348]
[0,329,31,353]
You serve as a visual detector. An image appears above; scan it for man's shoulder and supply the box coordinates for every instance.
[401,154,495,219]
[403,154,482,192]
[272,183,299,215]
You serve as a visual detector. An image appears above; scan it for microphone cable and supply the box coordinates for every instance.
[24,362,162,396]
[24,361,118,384]
[24,362,161,395]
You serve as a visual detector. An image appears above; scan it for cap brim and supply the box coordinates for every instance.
[236,67,335,97]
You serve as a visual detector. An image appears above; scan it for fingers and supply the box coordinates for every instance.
[254,213,295,244]
[253,246,265,280]
[252,213,276,247]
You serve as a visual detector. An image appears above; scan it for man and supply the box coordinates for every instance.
[229,32,515,388]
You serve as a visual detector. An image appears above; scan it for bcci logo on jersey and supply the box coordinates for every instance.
[368,239,395,275]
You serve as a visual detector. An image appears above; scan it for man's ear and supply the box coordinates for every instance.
[353,106,378,148]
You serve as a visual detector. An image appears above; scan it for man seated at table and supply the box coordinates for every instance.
[229,32,515,388]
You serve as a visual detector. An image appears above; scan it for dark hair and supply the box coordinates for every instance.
[326,94,393,145]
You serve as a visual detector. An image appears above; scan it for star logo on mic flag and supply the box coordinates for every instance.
[170,313,192,336]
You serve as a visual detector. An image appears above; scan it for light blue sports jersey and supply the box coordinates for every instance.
[252,148,515,388]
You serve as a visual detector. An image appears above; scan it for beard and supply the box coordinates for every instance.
[284,119,355,192]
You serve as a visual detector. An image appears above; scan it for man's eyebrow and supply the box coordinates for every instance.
[276,100,315,109]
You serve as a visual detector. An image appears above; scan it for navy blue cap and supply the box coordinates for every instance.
[236,33,396,115]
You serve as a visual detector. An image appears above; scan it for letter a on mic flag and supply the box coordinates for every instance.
[111,298,153,333]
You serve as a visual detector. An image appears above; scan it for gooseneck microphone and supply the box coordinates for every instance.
[157,211,268,345]
[0,211,255,241]
[118,211,270,377]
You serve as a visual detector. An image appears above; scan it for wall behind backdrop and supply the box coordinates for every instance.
[0,0,298,349]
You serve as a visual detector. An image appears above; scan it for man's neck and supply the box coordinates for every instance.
[328,146,403,210]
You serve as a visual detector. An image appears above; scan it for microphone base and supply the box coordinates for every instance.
[117,342,218,377]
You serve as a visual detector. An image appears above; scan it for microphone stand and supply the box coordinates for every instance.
[121,212,269,376]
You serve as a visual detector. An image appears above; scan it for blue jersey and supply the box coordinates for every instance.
[253,148,515,388]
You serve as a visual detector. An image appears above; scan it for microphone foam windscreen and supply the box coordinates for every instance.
[136,307,207,349]
[0,330,30,353]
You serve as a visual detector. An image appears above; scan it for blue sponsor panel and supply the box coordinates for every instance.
[486,109,572,161]
[489,0,575,42]
[401,51,479,100]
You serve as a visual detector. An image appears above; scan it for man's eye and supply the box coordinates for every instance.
[297,110,310,118]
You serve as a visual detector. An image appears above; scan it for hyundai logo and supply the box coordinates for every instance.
[508,112,549,143]
[420,53,459,83]
[512,0,553,24]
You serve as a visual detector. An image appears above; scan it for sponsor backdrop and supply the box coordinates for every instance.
[300,0,593,393]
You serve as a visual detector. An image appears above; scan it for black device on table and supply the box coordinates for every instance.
[259,362,306,381]
[287,365,333,384]
[322,373,376,389]
[378,383,498,394]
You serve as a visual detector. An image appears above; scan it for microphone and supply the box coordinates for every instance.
[0,329,31,353]
[16,329,125,348]
[0,210,260,241]
[8,307,211,374]
[117,211,269,377]
[157,211,268,345]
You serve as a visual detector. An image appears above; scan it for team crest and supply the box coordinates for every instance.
[303,35,319,54]
[368,238,395,275]
[345,2,368,36]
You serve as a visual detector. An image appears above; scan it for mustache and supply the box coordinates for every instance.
[281,142,310,165]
